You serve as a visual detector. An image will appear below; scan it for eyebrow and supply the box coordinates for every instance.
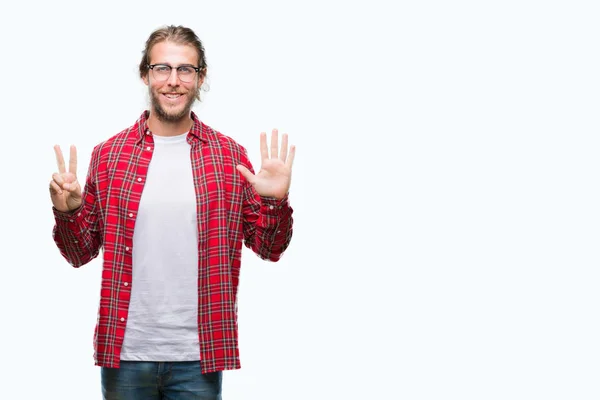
[152,63,196,67]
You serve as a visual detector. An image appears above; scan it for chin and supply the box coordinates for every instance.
[153,105,187,122]
[150,91,196,123]
[153,101,194,123]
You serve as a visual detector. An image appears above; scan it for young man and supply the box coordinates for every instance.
[49,25,295,399]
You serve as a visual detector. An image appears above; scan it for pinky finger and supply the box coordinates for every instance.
[285,145,296,168]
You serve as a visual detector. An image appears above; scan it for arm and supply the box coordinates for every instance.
[51,146,103,267]
[241,171,294,261]
[236,129,296,262]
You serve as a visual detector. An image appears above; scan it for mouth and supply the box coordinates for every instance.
[162,93,184,101]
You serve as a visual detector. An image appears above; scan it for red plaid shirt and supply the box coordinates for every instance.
[52,111,293,373]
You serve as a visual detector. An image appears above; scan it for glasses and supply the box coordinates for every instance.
[147,64,200,83]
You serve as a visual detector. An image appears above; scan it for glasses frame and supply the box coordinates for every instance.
[146,64,201,83]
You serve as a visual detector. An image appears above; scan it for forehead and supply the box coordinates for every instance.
[149,41,198,65]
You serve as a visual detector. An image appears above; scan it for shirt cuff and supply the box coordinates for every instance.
[260,194,290,215]
[53,206,85,225]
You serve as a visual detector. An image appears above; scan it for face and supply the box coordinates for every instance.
[143,41,204,123]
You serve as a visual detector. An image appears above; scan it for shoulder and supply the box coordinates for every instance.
[202,122,249,161]
[92,112,148,157]
[89,122,141,169]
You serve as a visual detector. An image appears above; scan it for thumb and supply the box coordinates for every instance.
[236,165,255,184]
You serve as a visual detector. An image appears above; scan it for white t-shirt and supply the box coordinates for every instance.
[120,132,200,361]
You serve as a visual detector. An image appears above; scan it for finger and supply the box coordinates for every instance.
[70,180,83,200]
[236,165,255,184]
[54,145,66,174]
[52,172,65,186]
[63,179,80,192]
[49,180,63,195]
[69,145,77,175]
[280,133,288,162]
[285,145,296,168]
[270,129,279,159]
[260,132,268,161]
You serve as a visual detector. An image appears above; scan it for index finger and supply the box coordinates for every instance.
[260,132,268,161]
[54,145,66,173]
[69,145,77,175]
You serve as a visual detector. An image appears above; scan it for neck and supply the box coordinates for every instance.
[147,110,194,137]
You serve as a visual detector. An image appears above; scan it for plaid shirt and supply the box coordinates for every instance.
[52,111,293,373]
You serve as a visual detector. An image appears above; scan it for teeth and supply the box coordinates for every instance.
[165,94,181,99]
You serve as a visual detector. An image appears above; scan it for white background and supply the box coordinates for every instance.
[1,0,599,399]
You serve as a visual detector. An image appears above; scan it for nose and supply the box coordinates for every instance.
[167,68,180,86]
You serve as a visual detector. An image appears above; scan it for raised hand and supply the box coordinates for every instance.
[236,129,296,200]
[50,145,82,213]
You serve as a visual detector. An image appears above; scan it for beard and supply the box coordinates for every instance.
[149,88,197,123]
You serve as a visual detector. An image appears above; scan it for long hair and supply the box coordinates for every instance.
[139,25,208,100]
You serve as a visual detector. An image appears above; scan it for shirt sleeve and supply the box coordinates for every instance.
[239,156,294,262]
[52,148,103,267]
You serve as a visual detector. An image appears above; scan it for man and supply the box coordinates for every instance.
[50,25,295,399]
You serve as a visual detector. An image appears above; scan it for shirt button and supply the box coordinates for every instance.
[124,282,129,287]
[137,177,142,182]
[146,146,152,151]
[269,205,274,210]
[69,219,73,222]
[129,213,133,217]
[125,247,130,251]
[120,317,125,322]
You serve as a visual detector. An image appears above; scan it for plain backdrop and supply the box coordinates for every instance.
[1,0,600,399]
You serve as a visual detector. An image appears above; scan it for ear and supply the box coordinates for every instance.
[197,68,207,87]
[142,73,149,86]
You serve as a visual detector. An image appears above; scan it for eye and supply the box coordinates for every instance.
[155,65,171,73]
[178,66,194,74]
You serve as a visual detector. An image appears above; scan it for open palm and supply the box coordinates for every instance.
[236,129,296,200]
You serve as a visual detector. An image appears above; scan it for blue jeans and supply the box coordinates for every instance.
[101,361,222,400]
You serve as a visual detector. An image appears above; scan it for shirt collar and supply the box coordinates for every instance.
[134,110,209,144]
